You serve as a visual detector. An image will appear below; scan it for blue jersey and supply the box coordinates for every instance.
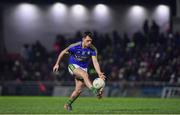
[67,42,97,68]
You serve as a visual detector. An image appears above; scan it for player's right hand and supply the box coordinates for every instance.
[53,64,59,72]
[99,73,106,80]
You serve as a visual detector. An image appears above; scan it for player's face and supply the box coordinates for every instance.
[83,36,92,47]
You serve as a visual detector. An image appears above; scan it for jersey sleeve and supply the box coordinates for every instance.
[67,46,74,53]
[90,45,97,56]
[67,42,81,53]
[91,50,97,56]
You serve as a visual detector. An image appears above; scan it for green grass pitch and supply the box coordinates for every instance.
[0,96,180,114]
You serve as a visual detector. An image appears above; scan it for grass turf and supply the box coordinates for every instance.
[0,96,180,114]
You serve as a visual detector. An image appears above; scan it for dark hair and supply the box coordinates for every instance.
[83,31,93,38]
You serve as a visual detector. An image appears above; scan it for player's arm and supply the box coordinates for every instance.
[53,47,69,72]
[92,56,106,80]
[53,42,81,72]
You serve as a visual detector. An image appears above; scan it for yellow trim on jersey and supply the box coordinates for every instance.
[90,44,98,56]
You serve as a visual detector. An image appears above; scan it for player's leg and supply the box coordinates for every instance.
[73,68,98,95]
[64,78,84,111]
[68,64,98,95]
[97,87,103,99]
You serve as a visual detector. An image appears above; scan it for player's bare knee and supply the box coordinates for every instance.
[82,72,89,79]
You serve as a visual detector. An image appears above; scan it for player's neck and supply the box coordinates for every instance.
[82,42,87,48]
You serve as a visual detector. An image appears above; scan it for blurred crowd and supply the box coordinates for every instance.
[0,20,180,83]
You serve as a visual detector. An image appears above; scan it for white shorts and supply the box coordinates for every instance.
[68,64,87,75]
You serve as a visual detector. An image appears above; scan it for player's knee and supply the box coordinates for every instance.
[82,73,89,79]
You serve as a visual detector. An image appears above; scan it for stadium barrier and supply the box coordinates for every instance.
[0,81,180,98]
[52,86,110,97]
[161,87,180,98]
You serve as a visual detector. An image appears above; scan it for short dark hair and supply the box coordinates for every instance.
[83,31,93,38]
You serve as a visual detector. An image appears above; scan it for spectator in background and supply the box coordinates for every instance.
[1,26,180,84]
[21,44,30,61]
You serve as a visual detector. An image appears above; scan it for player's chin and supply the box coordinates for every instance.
[86,44,91,47]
